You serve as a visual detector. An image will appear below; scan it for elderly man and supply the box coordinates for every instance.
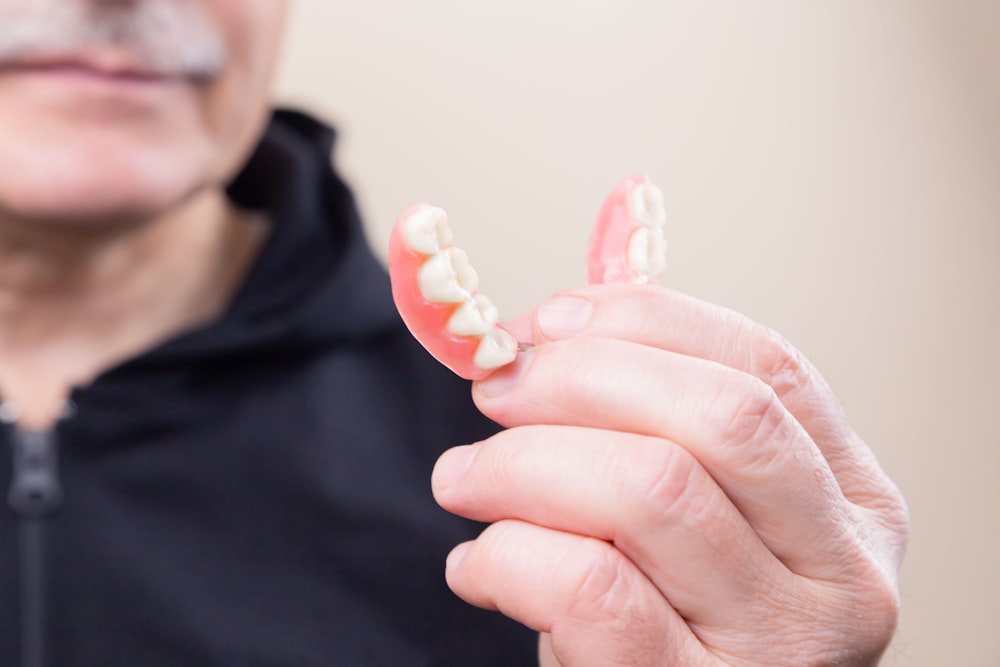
[0,1,909,665]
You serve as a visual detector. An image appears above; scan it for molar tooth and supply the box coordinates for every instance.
[474,328,518,370]
[629,182,667,228]
[403,206,454,255]
[448,295,500,337]
[418,248,480,304]
[627,227,668,282]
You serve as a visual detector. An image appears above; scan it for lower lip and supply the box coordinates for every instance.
[2,64,176,94]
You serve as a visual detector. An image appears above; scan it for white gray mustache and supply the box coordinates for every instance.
[0,0,227,78]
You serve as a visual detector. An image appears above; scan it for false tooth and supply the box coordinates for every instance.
[474,328,518,370]
[587,175,668,285]
[418,248,480,304]
[629,182,667,228]
[627,226,668,281]
[448,295,500,337]
[403,206,454,255]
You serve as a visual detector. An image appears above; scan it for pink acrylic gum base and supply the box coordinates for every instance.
[389,176,654,381]
[387,204,498,381]
[587,173,652,285]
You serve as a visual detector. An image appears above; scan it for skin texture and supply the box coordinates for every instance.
[0,0,289,427]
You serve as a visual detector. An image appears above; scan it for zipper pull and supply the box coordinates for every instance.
[8,430,63,518]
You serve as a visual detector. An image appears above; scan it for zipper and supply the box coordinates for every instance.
[6,425,64,667]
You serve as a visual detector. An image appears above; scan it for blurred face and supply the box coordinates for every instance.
[0,0,290,226]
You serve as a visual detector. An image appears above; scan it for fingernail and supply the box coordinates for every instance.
[446,542,472,571]
[537,295,593,340]
[432,444,478,491]
[476,349,533,397]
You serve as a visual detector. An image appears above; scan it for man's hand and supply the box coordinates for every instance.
[432,284,909,666]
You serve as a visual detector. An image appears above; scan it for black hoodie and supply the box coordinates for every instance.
[0,111,537,666]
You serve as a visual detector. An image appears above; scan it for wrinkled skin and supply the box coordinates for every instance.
[434,284,909,666]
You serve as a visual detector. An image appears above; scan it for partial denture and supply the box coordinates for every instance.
[587,174,668,285]
[388,205,517,380]
[388,175,668,380]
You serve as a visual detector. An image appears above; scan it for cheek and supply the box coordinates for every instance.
[202,2,289,180]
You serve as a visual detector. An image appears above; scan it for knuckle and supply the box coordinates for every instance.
[626,444,701,524]
[858,481,911,574]
[814,565,902,661]
[552,541,671,666]
[714,372,789,456]
[867,577,903,645]
[874,480,912,555]
[742,567,902,665]
[888,495,912,550]
[840,462,911,567]
[864,573,903,632]
[564,541,632,621]
[748,322,811,399]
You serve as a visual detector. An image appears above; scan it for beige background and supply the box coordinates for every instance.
[272,1,1000,665]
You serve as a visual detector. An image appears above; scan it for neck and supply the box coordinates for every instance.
[0,190,268,429]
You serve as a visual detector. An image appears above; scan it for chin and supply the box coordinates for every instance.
[0,122,220,228]
[0,163,211,229]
